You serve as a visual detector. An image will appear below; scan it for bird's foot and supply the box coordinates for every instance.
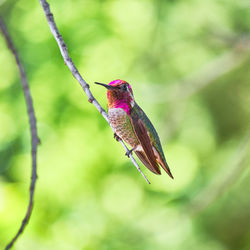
[125,148,134,157]
[114,133,121,141]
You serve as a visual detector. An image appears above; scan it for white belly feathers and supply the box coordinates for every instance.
[108,108,138,147]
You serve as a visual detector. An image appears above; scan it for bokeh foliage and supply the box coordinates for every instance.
[0,0,250,249]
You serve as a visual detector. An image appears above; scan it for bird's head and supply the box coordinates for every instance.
[95,79,135,110]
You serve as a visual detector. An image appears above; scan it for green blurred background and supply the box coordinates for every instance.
[0,0,250,249]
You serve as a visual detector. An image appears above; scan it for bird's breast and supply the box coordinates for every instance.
[108,108,138,147]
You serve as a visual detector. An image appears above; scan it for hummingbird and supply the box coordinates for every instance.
[95,79,173,179]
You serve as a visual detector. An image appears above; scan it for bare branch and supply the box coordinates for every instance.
[188,131,250,215]
[0,17,39,250]
[142,36,250,104]
[174,42,250,100]
[38,0,150,184]
[152,36,250,139]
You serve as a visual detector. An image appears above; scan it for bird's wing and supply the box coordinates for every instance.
[130,111,161,175]
[153,148,174,178]
[130,103,174,178]
[135,151,161,175]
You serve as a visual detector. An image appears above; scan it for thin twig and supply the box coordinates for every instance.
[188,131,250,215]
[0,17,39,249]
[38,0,150,184]
[157,36,250,139]
[176,45,250,100]
[142,36,250,104]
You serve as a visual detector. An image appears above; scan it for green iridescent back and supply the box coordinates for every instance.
[130,103,168,164]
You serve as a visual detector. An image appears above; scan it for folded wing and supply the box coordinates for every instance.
[130,104,174,178]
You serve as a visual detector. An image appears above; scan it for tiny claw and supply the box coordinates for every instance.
[37,137,42,145]
[114,133,121,141]
[88,97,94,103]
[125,148,134,157]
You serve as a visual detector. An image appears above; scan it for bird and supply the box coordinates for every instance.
[95,79,173,179]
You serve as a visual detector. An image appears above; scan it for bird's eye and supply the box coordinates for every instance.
[122,85,127,91]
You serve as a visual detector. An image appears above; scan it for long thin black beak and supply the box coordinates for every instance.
[95,82,117,90]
